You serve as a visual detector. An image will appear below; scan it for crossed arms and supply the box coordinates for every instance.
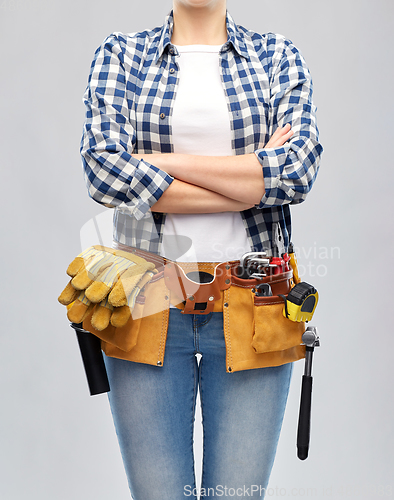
[80,34,323,220]
[131,124,294,214]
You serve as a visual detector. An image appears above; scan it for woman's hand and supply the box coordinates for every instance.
[264,123,294,148]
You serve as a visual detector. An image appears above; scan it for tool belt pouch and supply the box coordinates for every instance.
[82,271,170,366]
[252,292,305,354]
[231,270,305,355]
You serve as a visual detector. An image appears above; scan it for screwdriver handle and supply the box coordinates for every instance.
[297,374,313,460]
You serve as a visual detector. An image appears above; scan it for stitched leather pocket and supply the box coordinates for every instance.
[83,276,167,353]
[251,293,305,354]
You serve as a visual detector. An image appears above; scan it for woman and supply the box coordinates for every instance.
[80,0,323,498]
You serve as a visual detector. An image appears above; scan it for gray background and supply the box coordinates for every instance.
[1,0,393,498]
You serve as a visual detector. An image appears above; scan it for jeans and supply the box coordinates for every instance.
[104,308,293,500]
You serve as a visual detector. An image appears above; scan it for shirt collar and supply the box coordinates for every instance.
[154,10,250,64]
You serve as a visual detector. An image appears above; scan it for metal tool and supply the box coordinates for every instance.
[237,252,271,279]
[297,326,320,460]
[255,283,273,297]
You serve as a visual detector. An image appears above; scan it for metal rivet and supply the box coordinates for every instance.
[208,296,214,301]
[228,366,232,372]
[160,112,166,119]
[226,265,230,270]
[164,295,169,300]
[189,296,194,301]
[157,360,162,366]
[169,68,175,74]
[225,279,230,285]
[252,288,256,293]
[169,48,174,55]
[224,302,229,307]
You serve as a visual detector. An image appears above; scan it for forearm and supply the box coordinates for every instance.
[156,153,265,205]
[131,125,294,208]
[152,178,254,213]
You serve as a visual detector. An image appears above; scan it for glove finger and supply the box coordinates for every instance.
[85,280,112,304]
[127,271,155,311]
[91,298,113,331]
[109,270,155,327]
[110,305,131,328]
[71,252,114,290]
[108,266,147,307]
[85,255,133,302]
[58,280,80,305]
[66,247,100,277]
[67,292,94,323]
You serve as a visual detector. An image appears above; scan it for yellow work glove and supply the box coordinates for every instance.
[58,245,156,330]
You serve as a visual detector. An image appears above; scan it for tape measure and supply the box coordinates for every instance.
[282,282,318,322]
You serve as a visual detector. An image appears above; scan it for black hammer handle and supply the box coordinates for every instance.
[297,373,312,460]
[71,323,110,396]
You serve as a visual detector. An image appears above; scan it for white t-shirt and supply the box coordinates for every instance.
[161,44,251,263]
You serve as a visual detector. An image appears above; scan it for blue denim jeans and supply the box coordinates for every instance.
[104,309,293,500]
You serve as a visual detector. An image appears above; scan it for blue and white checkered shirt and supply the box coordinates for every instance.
[81,10,323,256]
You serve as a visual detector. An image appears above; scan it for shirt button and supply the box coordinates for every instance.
[160,113,166,119]
[169,68,175,74]
[169,48,174,55]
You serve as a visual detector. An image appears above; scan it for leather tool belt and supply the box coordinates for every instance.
[76,242,306,372]
[114,242,294,315]
[114,241,235,314]
[164,261,233,314]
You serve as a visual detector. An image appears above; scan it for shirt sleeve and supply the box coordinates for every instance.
[254,37,323,208]
[80,34,174,220]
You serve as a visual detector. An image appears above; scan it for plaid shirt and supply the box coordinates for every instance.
[80,10,323,256]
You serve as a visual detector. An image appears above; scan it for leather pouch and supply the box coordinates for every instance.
[251,291,305,354]
[82,274,170,367]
